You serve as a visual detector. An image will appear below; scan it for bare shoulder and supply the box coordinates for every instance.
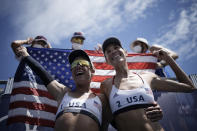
[47,80,70,101]
[49,80,67,92]
[102,78,112,85]
[97,93,107,102]
[140,71,158,79]
[140,71,157,76]
[97,93,105,98]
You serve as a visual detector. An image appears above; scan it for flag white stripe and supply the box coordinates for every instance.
[8,108,56,121]
[89,55,157,63]
[94,69,155,76]
[128,69,155,74]
[94,70,115,76]
[89,56,106,63]
[90,82,101,89]
[13,81,48,91]
[126,56,157,63]
[10,94,57,107]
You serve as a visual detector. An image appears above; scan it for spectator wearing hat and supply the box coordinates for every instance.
[130,37,178,67]
[31,36,52,48]
[130,38,179,77]
[70,32,85,50]
[130,37,149,53]
[11,36,52,61]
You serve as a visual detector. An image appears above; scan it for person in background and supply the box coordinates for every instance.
[130,37,179,77]
[11,35,52,60]
[70,32,85,50]
[95,43,103,53]
[101,37,195,131]
[130,37,149,53]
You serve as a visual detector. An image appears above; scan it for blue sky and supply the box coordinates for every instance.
[0,0,197,80]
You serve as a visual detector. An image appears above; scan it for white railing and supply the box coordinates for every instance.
[0,77,14,95]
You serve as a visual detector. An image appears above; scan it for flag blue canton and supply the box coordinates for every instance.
[25,47,76,90]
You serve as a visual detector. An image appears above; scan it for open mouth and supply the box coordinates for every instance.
[76,71,84,76]
[114,54,120,58]
[112,53,121,60]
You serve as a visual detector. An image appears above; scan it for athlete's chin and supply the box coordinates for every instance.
[112,58,125,65]
[75,76,90,82]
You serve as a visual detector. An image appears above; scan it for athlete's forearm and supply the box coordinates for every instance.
[22,56,54,86]
[166,56,194,89]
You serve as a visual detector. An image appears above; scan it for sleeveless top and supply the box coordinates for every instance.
[109,73,155,115]
[56,92,102,126]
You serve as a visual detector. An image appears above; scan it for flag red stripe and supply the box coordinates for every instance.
[9,101,57,114]
[92,75,113,82]
[85,50,104,56]
[93,62,113,70]
[11,87,55,100]
[90,88,100,94]
[85,50,156,57]
[7,116,55,127]
[128,62,156,69]
[127,53,156,57]
[93,62,156,70]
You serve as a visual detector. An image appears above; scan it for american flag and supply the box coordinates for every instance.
[7,47,157,130]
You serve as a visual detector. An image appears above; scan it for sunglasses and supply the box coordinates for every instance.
[72,38,84,44]
[71,59,90,69]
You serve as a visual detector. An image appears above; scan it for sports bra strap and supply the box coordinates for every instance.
[134,73,145,84]
[112,76,115,85]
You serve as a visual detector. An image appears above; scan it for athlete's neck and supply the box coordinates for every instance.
[115,62,129,78]
[75,83,91,93]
